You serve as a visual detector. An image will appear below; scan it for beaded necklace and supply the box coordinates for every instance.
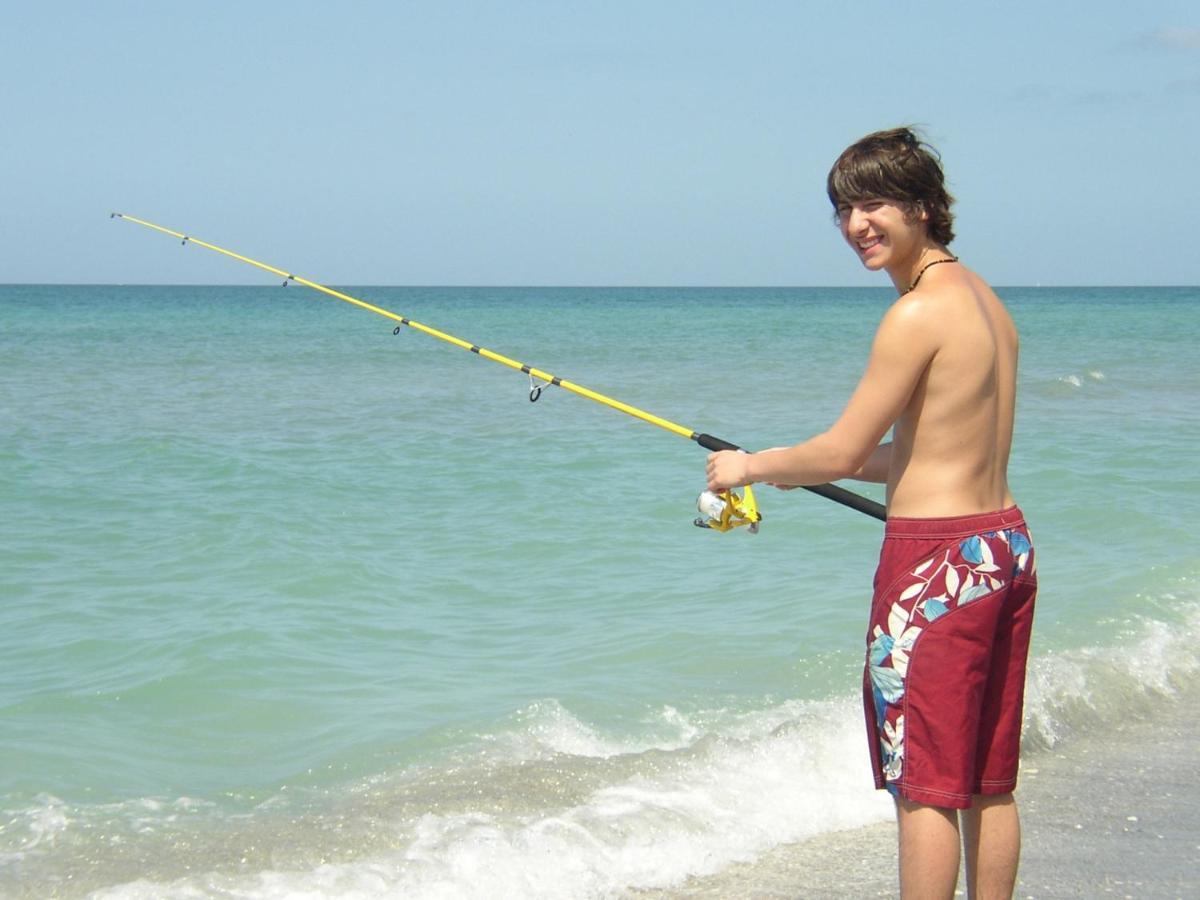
[907,255,959,293]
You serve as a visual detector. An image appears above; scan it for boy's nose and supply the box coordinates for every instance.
[846,207,869,235]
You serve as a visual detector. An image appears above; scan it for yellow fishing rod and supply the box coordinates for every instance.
[111,213,886,526]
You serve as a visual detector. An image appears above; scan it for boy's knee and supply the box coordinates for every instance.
[970,792,1015,810]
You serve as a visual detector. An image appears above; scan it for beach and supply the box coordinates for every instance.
[639,683,1199,899]
[3,284,1198,897]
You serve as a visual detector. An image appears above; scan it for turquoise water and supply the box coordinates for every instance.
[2,283,1198,896]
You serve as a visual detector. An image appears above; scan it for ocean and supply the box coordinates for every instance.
[2,282,1197,897]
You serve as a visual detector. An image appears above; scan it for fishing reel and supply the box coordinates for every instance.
[694,486,761,534]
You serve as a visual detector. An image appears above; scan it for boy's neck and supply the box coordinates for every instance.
[888,241,955,295]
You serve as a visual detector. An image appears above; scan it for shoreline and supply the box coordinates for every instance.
[636,685,1199,898]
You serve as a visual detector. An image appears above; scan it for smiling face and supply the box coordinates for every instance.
[826,128,957,259]
[836,198,929,276]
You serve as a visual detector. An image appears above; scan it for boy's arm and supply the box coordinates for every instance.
[706,297,936,491]
[767,441,891,487]
[850,442,892,483]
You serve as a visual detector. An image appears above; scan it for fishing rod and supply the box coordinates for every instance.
[111,213,887,527]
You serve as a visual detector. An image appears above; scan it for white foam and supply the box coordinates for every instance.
[52,601,1200,899]
[91,700,892,899]
[1022,602,1200,749]
[482,699,698,762]
[1054,371,1106,387]
[0,795,70,864]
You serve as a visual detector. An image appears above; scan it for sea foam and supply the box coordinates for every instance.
[80,599,1200,898]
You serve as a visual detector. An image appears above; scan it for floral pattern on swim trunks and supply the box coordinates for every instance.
[869,528,1034,791]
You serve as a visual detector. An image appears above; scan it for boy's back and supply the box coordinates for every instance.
[885,266,1018,518]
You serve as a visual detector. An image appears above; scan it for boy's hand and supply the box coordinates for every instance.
[706,450,751,492]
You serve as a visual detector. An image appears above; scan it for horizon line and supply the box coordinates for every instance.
[2,282,1197,290]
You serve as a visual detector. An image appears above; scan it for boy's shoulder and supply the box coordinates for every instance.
[876,267,987,353]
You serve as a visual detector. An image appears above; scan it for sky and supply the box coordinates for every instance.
[2,1,1197,286]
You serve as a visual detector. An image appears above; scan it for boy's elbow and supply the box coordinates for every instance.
[829,451,864,481]
[815,434,866,481]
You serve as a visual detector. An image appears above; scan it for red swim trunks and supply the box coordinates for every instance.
[863,506,1037,809]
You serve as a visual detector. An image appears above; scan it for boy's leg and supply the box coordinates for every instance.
[961,793,1020,900]
[896,796,961,899]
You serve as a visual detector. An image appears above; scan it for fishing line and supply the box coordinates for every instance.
[111,213,887,525]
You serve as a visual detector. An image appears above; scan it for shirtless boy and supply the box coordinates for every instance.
[706,127,1037,899]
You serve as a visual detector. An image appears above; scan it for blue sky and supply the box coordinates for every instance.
[2,1,1197,286]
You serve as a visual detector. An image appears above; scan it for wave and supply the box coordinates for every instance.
[1052,370,1106,389]
[5,599,1198,899]
[1023,598,1200,751]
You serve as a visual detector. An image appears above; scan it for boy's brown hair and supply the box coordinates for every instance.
[827,127,956,246]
